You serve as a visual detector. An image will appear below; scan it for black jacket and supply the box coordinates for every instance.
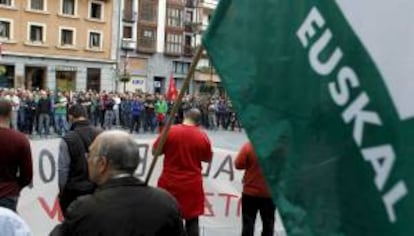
[62,120,101,192]
[51,177,185,236]
[37,98,51,114]
[59,120,102,215]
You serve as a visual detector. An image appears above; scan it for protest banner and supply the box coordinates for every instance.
[18,138,285,235]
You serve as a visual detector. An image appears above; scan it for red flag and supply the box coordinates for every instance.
[166,74,178,101]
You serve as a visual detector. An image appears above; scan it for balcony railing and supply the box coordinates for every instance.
[123,10,137,22]
[137,37,156,53]
[121,39,137,50]
[185,0,194,8]
[183,45,193,56]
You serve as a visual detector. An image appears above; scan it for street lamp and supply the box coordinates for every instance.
[119,50,131,92]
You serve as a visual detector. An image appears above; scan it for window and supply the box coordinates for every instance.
[165,33,182,54]
[29,23,45,43]
[185,10,193,24]
[60,28,74,46]
[88,31,102,49]
[0,20,10,40]
[62,0,75,15]
[0,0,11,6]
[140,0,156,22]
[123,26,132,39]
[30,0,45,10]
[89,1,103,20]
[138,28,155,49]
[167,8,182,27]
[174,61,190,74]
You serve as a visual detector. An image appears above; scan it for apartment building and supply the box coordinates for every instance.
[193,0,220,94]
[119,0,217,94]
[0,0,119,92]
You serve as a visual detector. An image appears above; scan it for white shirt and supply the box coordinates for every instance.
[0,207,31,236]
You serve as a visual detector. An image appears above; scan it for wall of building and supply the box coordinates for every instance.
[1,0,115,60]
[0,54,116,91]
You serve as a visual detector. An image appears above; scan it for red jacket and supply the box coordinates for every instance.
[153,124,213,219]
[235,142,271,198]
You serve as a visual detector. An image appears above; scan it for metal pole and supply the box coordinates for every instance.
[144,45,204,185]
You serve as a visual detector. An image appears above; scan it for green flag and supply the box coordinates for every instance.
[203,1,414,235]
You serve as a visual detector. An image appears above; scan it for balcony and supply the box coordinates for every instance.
[123,10,137,22]
[183,45,193,57]
[137,37,156,53]
[185,0,195,8]
[200,0,218,10]
[121,39,137,50]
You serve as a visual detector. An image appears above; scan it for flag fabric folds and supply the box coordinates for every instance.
[166,74,178,101]
[203,0,414,235]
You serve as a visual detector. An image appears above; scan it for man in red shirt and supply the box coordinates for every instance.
[235,142,275,236]
[0,99,33,211]
[153,108,213,236]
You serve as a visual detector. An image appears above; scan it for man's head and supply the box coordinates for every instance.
[68,104,88,123]
[40,90,47,98]
[183,108,201,126]
[0,99,12,120]
[87,131,140,185]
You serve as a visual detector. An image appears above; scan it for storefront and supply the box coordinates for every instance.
[194,71,221,95]
[55,65,77,92]
[125,76,146,92]
[25,66,46,90]
[86,68,101,91]
[0,64,15,88]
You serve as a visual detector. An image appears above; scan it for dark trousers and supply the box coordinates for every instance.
[185,217,199,236]
[130,114,141,133]
[241,194,275,236]
[25,116,34,134]
[0,197,18,212]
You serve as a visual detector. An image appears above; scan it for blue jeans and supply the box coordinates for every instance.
[0,197,18,212]
[55,113,68,136]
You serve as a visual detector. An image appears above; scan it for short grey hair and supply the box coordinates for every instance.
[184,108,202,124]
[96,131,140,174]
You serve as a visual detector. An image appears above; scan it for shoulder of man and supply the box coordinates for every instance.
[63,194,97,224]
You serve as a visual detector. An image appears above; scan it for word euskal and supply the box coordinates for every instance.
[296,7,407,223]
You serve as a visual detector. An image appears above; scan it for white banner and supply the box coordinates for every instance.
[18,138,285,236]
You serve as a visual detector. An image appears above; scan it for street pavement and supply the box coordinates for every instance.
[30,127,249,152]
[130,128,249,152]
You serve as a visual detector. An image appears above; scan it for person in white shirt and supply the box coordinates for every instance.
[0,207,31,236]
[4,89,20,129]
[113,94,121,126]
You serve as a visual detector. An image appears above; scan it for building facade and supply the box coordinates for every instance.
[0,0,119,92]
[119,0,219,94]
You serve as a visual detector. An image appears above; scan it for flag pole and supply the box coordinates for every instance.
[145,45,204,185]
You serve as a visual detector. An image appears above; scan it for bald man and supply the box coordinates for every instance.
[51,131,184,236]
[153,108,213,236]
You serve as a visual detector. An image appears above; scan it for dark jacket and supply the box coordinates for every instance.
[37,97,51,114]
[60,120,102,213]
[51,177,185,236]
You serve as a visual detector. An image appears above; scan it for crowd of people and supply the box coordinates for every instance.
[0,91,277,235]
[0,88,242,138]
